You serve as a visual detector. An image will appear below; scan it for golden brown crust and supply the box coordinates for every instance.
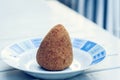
[36,24,73,71]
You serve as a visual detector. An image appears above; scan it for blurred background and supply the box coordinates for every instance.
[58,0,120,38]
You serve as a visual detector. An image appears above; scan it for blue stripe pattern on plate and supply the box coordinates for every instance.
[81,41,96,51]
[72,38,86,49]
[19,40,34,50]
[31,38,42,48]
[91,57,105,64]
[88,45,104,56]
[10,44,24,53]
[92,51,106,64]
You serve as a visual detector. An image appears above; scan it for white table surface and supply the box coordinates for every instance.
[0,0,120,80]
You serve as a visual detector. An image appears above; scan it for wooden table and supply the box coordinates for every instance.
[0,0,120,80]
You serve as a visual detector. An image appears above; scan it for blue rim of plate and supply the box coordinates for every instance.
[1,37,106,74]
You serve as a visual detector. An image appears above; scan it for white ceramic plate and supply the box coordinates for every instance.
[1,38,106,79]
